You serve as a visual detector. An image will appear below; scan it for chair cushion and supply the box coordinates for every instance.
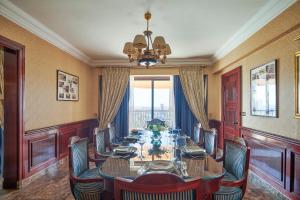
[71,140,88,176]
[224,142,246,179]
[122,190,194,200]
[223,171,238,181]
[72,168,104,200]
[213,186,242,200]
[79,168,101,179]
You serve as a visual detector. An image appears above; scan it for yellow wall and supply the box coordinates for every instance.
[209,2,300,140]
[0,16,98,131]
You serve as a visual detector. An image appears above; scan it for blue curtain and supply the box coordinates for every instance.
[113,81,130,138]
[173,75,198,138]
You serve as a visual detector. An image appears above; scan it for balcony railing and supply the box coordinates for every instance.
[129,109,174,130]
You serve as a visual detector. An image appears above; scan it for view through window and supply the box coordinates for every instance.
[129,76,175,130]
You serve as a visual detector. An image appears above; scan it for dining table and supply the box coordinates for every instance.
[99,130,225,199]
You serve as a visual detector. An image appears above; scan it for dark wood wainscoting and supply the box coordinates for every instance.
[209,119,222,149]
[241,127,300,199]
[23,119,98,178]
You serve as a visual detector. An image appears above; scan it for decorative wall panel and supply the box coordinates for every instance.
[24,119,98,178]
[241,127,300,199]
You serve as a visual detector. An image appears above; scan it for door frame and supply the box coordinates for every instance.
[0,35,25,188]
[221,66,241,148]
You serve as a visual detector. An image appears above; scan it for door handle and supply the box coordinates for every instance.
[233,121,238,125]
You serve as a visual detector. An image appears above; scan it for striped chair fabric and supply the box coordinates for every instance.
[203,129,216,156]
[95,129,106,154]
[193,123,202,144]
[122,190,195,200]
[213,141,247,200]
[224,142,246,180]
[71,139,88,176]
[69,137,104,200]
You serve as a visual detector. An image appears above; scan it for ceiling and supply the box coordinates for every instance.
[1,0,296,66]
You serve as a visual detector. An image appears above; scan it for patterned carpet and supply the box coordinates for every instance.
[0,157,286,200]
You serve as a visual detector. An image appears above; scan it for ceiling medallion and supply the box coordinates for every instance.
[123,12,171,68]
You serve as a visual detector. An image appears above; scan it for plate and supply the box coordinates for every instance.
[113,146,137,155]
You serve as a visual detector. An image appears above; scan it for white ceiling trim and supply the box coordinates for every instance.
[0,0,296,67]
[212,0,296,62]
[0,0,92,64]
[91,58,212,67]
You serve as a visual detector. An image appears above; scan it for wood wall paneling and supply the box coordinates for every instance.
[241,127,300,199]
[24,128,59,177]
[23,119,98,178]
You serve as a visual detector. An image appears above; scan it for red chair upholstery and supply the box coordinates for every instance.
[114,173,202,200]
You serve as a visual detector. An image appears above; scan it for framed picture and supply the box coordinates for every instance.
[295,51,300,118]
[250,60,277,117]
[57,70,79,101]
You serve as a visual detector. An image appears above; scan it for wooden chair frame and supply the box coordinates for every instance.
[114,173,203,200]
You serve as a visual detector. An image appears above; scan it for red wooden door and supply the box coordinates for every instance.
[222,67,241,142]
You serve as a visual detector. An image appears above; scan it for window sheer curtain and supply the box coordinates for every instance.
[179,67,209,130]
[98,67,130,130]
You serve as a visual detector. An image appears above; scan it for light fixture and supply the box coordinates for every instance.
[123,12,171,68]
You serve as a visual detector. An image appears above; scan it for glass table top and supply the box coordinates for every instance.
[99,130,224,180]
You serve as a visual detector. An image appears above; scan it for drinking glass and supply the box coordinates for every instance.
[138,137,146,159]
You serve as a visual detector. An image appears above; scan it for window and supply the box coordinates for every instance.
[129,76,175,130]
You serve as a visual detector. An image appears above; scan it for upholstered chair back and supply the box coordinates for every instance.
[203,129,216,155]
[224,140,247,179]
[114,173,202,200]
[109,123,116,143]
[70,137,88,177]
[193,123,201,144]
[94,128,106,154]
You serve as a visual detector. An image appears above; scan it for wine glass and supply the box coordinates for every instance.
[138,137,146,160]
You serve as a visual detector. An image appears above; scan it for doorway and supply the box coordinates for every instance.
[0,35,24,189]
[221,67,241,145]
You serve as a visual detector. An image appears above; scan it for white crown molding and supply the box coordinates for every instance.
[0,0,92,64]
[212,0,296,62]
[90,58,212,67]
[1,0,295,67]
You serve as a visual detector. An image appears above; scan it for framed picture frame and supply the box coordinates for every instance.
[295,51,300,118]
[57,70,79,101]
[250,60,278,117]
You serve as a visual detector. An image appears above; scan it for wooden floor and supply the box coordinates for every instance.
[0,157,284,200]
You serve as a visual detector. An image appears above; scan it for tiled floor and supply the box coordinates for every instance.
[0,158,285,200]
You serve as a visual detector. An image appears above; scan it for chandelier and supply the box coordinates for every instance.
[123,12,171,68]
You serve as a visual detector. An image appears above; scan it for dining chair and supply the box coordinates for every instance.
[193,123,203,145]
[114,173,202,200]
[68,136,106,200]
[203,128,218,159]
[93,127,112,159]
[108,122,122,150]
[213,139,250,200]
